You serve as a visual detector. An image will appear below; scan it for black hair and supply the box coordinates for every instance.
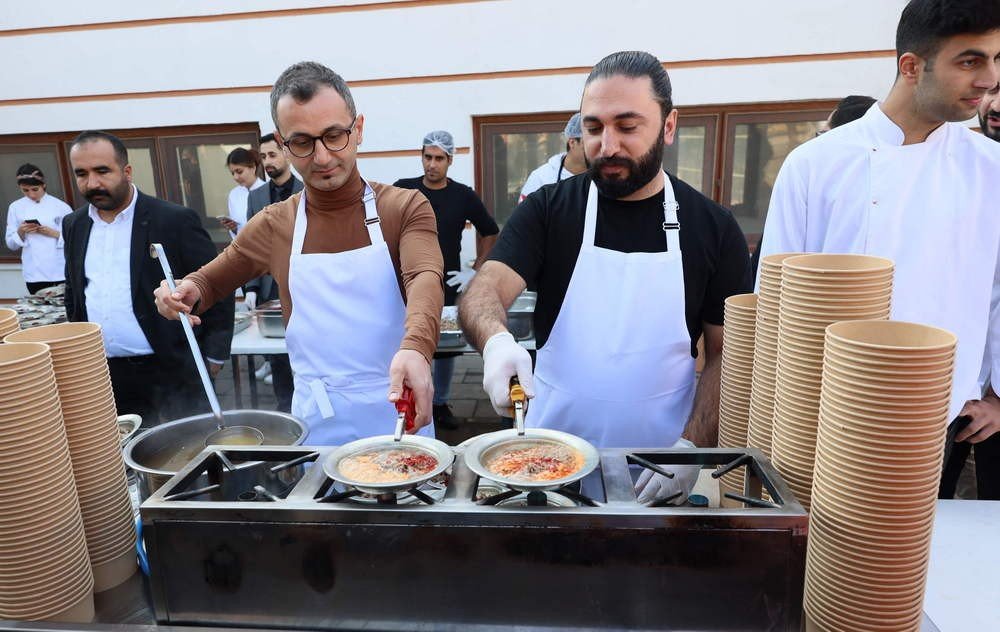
[585,51,673,120]
[829,95,877,128]
[896,0,1000,64]
[260,133,277,146]
[15,163,45,187]
[70,130,129,167]
[226,147,259,169]
[270,61,356,129]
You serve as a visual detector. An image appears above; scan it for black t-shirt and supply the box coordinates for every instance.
[393,177,499,273]
[488,173,751,356]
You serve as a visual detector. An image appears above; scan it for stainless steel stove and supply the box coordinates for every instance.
[141,445,807,631]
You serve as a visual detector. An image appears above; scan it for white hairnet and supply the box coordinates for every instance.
[422,130,455,155]
[564,113,582,139]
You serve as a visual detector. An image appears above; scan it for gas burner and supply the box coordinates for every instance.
[626,450,784,508]
[473,479,597,507]
[314,472,450,505]
[159,449,318,502]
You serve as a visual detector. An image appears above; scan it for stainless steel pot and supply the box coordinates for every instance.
[463,428,600,492]
[124,409,307,500]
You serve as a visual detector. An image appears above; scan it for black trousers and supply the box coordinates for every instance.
[939,429,1000,500]
[108,355,209,425]
[26,280,63,295]
[267,354,294,413]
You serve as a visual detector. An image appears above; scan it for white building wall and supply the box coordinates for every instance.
[0,0,910,296]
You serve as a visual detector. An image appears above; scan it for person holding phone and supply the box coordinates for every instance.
[4,164,72,294]
[220,147,265,236]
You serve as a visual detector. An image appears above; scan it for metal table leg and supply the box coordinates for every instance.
[231,355,243,408]
[247,354,259,409]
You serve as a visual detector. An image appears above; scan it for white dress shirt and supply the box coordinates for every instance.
[757,104,1000,419]
[5,193,71,282]
[226,178,265,233]
[84,185,154,357]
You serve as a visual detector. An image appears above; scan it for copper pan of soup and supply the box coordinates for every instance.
[324,434,454,495]
[463,428,600,492]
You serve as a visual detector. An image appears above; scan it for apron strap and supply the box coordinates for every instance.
[361,180,385,246]
[290,180,386,255]
[583,171,682,252]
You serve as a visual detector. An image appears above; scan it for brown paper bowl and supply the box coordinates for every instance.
[4,322,102,346]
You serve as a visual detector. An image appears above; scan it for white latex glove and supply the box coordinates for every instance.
[482,331,534,416]
[445,268,475,292]
[244,291,257,311]
[634,438,701,504]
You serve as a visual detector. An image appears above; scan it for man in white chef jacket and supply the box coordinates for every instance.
[461,51,751,504]
[756,0,1000,500]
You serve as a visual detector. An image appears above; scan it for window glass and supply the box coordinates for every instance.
[0,145,66,257]
[161,134,257,244]
[489,130,564,225]
[726,118,824,234]
[663,122,712,196]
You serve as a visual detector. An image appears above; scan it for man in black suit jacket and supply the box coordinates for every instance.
[242,133,302,412]
[63,130,234,425]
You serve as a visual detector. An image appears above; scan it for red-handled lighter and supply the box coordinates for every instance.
[396,386,416,432]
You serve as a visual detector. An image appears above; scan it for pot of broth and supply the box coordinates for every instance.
[124,409,308,500]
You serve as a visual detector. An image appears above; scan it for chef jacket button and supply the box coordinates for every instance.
[872,199,878,205]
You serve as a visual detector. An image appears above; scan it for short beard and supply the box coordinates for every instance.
[980,111,1000,142]
[265,165,286,179]
[586,133,664,199]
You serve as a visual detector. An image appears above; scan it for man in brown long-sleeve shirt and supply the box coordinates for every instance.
[155,61,444,444]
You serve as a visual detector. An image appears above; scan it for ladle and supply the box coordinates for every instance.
[149,243,263,446]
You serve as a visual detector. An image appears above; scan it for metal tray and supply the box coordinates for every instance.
[254,300,285,338]
[507,291,535,340]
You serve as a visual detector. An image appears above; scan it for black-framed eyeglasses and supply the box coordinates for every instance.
[283,118,357,158]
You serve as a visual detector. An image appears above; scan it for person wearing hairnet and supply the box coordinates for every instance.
[395,130,499,429]
[518,113,587,202]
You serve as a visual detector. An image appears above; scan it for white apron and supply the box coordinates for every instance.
[526,173,696,449]
[287,183,435,445]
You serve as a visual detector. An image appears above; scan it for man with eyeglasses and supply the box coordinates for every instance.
[154,61,444,445]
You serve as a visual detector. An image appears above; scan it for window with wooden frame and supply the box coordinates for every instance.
[472,101,837,245]
[0,123,259,262]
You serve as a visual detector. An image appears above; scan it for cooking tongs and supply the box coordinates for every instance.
[508,376,528,436]
[392,386,417,441]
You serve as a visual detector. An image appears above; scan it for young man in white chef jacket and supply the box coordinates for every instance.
[755,0,1000,500]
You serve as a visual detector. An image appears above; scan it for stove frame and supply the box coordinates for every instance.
[142,445,808,631]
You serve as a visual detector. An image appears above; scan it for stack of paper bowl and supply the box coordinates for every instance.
[771,254,893,510]
[718,293,757,499]
[4,323,137,592]
[0,342,95,622]
[748,253,805,459]
[0,308,18,338]
[804,320,955,632]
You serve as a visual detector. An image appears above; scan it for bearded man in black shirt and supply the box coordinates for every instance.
[395,130,499,429]
[460,51,750,504]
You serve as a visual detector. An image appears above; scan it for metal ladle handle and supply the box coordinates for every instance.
[150,243,224,425]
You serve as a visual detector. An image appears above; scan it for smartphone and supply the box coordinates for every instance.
[24,219,40,225]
